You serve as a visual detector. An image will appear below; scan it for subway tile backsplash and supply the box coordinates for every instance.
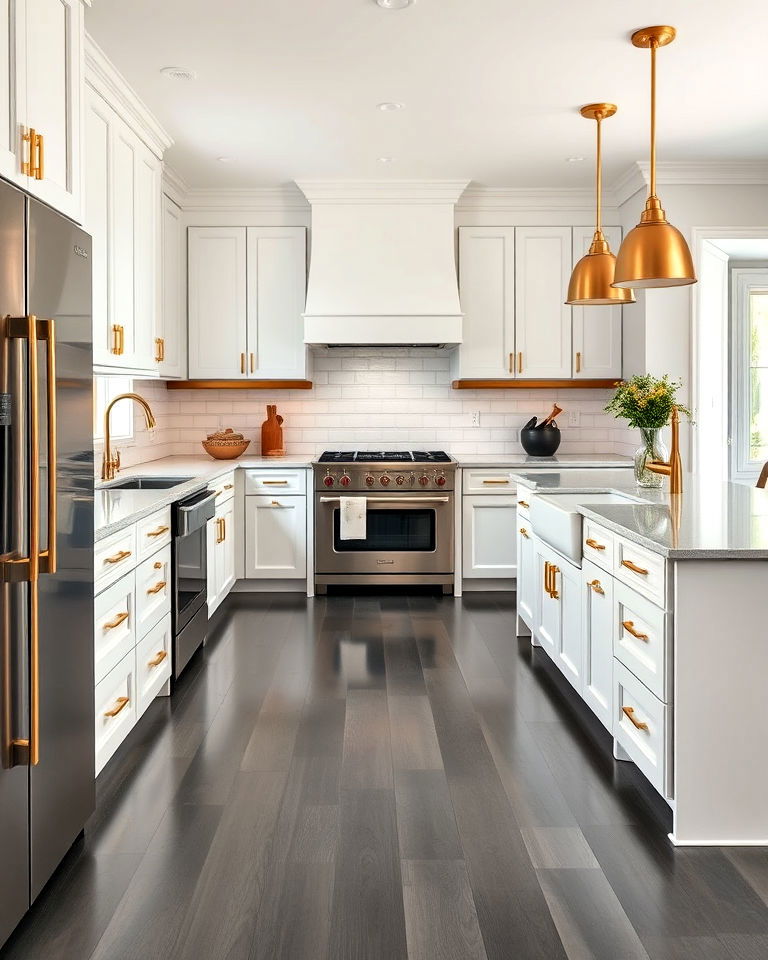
[97,349,635,469]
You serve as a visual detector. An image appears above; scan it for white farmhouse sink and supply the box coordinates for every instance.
[530,492,641,564]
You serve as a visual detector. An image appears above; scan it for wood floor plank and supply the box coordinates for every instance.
[402,859,488,960]
[388,695,444,771]
[249,862,335,960]
[240,670,310,772]
[395,770,462,861]
[341,689,393,789]
[384,634,427,695]
[521,827,601,870]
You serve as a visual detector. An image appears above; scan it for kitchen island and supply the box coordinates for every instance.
[512,469,768,846]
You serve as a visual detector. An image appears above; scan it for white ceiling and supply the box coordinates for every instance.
[86,0,768,189]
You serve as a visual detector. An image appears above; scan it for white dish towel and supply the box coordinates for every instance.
[340,497,366,540]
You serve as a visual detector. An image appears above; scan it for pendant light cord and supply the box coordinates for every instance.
[595,112,603,234]
[649,39,657,197]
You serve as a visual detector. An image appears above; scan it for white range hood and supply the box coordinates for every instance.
[296,180,469,346]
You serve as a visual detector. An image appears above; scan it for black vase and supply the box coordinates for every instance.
[520,424,561,457]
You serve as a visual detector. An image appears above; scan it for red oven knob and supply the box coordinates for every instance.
[418,475,430,486]
[365,475,375,487]
[340,474,351,487]
[435,475,447,487]
[380,475,391,486]
[323,475,335,487]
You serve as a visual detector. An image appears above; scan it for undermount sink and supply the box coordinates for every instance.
[101,476,194,491]
[530,491,641,564]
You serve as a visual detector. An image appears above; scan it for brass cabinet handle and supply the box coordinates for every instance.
[575,351,582,374]
[154,337,164,363]
[103,611,129,631]
[508,352,513,374]
[518,351,523,373]
[271,500,283,507]
[622,620,649,641]
[104,696,130,718]
[240,352,245,374]
[622,706,649,732]
[587,579,604,595]
[585,538,606,551]
[104,549,132,565]
[214,489,223,498]
[224,483,234,489]
[147,525,170,538]
[549,564,560,600]
[621,559,649,576]
[147,650,168,668]
[262,480,289,485]
[35,131,44,180]
[111,324,121,355]
[519,527,529,539]
[482,479,510,485]
[21,126,35,175]
[215,516,225,544]
[146,580,167,595]
[221,517,226,541]
[250,352,255,373]
[517,499,529,508]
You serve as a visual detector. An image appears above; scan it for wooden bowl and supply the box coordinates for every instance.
[201,439,251,460]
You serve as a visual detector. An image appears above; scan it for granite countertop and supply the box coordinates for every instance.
[511,469,768,559]
[95,455,312,541]
[456,453,632,469]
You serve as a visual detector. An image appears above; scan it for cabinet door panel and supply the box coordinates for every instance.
[572,225,623,378]
[246,227,306,379]
[245,496,306,579]
[557,557,583,693]
[516,523,535,628]
[0,0,25,186]
[159,193,185,378]
[535,542,559,660]
[216,500,236,601]
[462,495,517,578]
[111,120,137,365]
[457,227,515,379]
[85,89,112,366]
[582,559,613,729]
[188,227,247,379]
[515,227,572,379]
[133,143,160,371]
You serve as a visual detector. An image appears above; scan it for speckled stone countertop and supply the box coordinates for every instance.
[95,456,312,541]
[456,453,632,469]
[511,469,768,559]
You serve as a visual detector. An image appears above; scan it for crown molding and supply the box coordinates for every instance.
[180,184,310,213]
[161,166,189,207]
[85,33,173,159]
[296,179,470,205]
[612,160,768,207]
[457,184,618,213]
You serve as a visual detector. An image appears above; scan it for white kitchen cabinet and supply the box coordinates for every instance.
[158,193,186,378]
[462,495,517,578]
[0,0,20,187]
[515,226,573,379]
[516,522,535,629]
[246,227,307,379]
[534,540,559,659]
[572,225,623,379]
[534,539,582,693]
[582,558,613,729]
[245,495,307,579]
[208,497,236,616]
[455,227,515,379]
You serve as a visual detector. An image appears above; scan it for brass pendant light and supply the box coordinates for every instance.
[613,26,696,289]
[566,103,635,305]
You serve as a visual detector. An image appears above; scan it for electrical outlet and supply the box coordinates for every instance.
[568,411,581,427]
[471,411,481,427]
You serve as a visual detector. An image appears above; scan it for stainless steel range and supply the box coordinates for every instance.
[313,451,457,593]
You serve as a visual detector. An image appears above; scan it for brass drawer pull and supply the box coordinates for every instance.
[154,561,163,569]
[587,579,604,595]
[104,549,132,565]
[146,580,167,595]
[622,706,649,732]
[103,611,129,631]
[104,696,130,718]
[518,351,523,373]
[519,527,529,539]
[508,352,513,374]
[147,525,170,538]
[35,131,44,180]
[483,479,510,485]
[621,559,649,576]
[224,483,234,490]
[517,499,530,508]
[622,620,649,641]
[549,564,559,600]
[575,350,582,374]
[147,650,168,668]
[240,352,245,374]
[585,538,605,551]
[262,480,289,485]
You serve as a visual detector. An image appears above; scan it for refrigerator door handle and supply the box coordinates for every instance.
[38,318,56,575]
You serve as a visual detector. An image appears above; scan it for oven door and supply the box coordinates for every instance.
[315,492,454,575]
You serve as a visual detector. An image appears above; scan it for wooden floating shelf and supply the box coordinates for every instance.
[167,380,313,391]
[451,379,620,390]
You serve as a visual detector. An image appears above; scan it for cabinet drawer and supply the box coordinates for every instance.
[582,518,614,572]
[135,545,172,639]
[95,650,137,776]
[95,525,137,590]
[613,580,671,702]
[463,469,518,495]
[614,660,672,799]
[613,536,667,608]
[209,470,236,504]
[515,485,532,519]
[135,613,172,718]
[136,506,172,562]
[244,469,306,495]
[94,571,136,685]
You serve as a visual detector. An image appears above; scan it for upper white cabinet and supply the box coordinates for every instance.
[515,226,572,379]
[572,225,623,379]
[188,226,307,381]
[455,227,515,380]
[0,0,84,221]
[158,193,186,378]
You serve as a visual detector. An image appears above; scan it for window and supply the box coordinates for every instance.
[93,377,134,443]
[731,269,768,481]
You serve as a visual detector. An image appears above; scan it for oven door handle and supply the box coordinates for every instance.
[319,496,450,504]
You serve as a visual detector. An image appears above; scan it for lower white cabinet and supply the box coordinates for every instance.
[208,495,236,616]
[95,648,137,776]
[245,494,307,579]
[462,495,517,578]
[135,614,172,717]
[533,539,582,693]
[582,559,613,730]
[516,522,536,628]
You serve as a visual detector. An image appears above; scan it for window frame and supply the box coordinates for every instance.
[93,377,135,445]
[730,268,768,483]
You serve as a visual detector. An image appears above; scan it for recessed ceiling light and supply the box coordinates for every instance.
[217,156,231,163]
[378,156,394,163]
[160,66,197,81]
[377,101,404,112]
[376,0,414,8]
[566,156,586,163]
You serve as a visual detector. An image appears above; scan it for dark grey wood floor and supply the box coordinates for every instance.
[4,591,768,960]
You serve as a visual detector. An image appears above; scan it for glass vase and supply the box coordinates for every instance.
[634,427,668,488]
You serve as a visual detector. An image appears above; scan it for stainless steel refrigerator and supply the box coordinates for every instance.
[0,181,94,948]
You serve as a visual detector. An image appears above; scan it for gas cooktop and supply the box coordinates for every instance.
[317,450,453,464]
